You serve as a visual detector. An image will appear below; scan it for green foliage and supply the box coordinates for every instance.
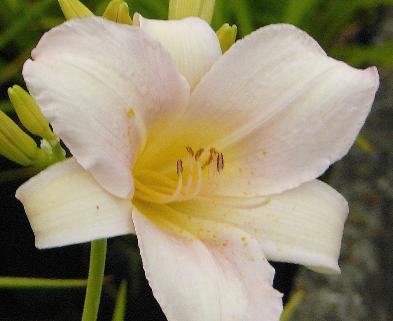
[0,276,88,289]
[111,280,128,321]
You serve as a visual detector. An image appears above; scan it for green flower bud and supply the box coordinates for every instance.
[0,110,39,166]
[8,85,55,143]
[168,0,216,24]
[58,0,93,20]
[216,23,237,53]
[103,0,132,25]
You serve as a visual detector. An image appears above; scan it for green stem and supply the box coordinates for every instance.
[0,277,88,289]
[81,239,107,321]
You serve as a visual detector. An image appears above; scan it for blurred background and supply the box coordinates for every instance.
[0,0,392,320]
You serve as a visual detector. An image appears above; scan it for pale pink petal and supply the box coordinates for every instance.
[175,24,378,197]
[16,158,134,249]
[174,180,348,274]
[133,207,282,321]
[134,14,221,89]
[23,17,189,199]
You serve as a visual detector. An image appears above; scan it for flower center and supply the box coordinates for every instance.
[133,146,224,204]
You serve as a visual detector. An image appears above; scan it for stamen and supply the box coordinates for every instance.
[194,148,204,160]
[176,159,183,176]
[188,160,203,198]
[201,153,213,169]
[217,152,224,173]
[134,161,183,204]
[185,155,195,194]
[134,146,226,204]
[168,165,183,202]
[186,146,194,157]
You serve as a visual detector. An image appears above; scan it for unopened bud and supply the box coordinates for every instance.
[103,0,132,24]
[168,0,216,24]
[0,110,39,166]
[216,23,237,53]
[58,0,93,20]
[8,85,55,143]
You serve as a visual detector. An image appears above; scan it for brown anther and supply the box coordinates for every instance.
[216,152,224,172]
[176,160,183,175]
[201,154,213,169]
[210,147,217,155]
[194,148,204,160]
[186,146,194,156]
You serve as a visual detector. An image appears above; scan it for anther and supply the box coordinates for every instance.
[176,160,183,176]
[217,152,224,172]
[202,154,213,169]
[186,146,194,156]
[194,148,204,160]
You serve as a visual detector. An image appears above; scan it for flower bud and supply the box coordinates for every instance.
[216,23,237,53]
[8,85,55,143]
[0,110,40,166]
[168,0,216,24]
[58,0,93,20]
[103,0,132,24]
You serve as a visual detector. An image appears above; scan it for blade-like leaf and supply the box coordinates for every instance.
[0,277,88,289]
[111,280,128,321]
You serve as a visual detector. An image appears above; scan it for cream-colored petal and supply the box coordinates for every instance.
[134,14,221,89]
[170,23,378,197]
[174,180,348,274]
[133,207,282,321]
[16,158,133,249]
[23,17,189,199]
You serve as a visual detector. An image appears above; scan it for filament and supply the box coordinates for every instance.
[134,146,225,205]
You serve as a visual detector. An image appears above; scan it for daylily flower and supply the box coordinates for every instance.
[15,15,378,321]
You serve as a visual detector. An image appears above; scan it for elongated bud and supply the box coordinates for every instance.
[8,85,55,143]
[103,0,132,24]
[168,0,216,24]
[0,110,40,166]
[216,23,237,53]
[58,0,93,20]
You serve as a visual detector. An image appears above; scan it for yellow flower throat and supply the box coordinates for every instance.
[134,146,224,205]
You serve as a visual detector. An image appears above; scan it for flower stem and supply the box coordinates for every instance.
[81,239,107,321]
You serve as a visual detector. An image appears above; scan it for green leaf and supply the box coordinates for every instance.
[130,0,168,19]
[230,0,253,36]
[280,290,305,321]
[111,280,128,321]
[0,0,54,50]
[0,167,40,184]
[0,277,88,289]
[282,0,319,25]
[331,41,393,69]
[0,101,14,114]
[311,0,392,47]
[0,48,30,84]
